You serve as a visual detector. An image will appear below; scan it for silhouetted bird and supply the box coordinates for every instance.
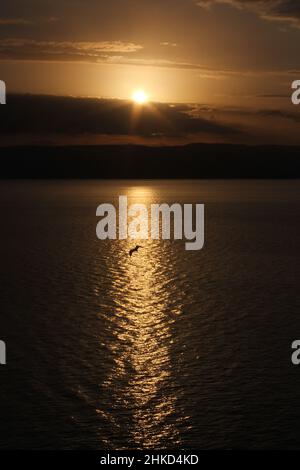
[129,245,143,257]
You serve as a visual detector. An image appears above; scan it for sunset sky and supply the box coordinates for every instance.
[1,0,300,145]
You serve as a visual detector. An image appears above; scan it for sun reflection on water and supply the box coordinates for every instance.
[98,185,184,449]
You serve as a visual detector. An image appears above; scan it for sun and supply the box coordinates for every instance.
[132,90,148,105]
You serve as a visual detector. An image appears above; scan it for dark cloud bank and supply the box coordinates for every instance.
[0,94,238,139]
[1,94,300,146]
[197,0,300,27]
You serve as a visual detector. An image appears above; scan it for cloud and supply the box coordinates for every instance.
[0,38,143,61]
[0,18,33,25]
[0,94,241,140]
[0,36,298,80]
[102,56,300,79]
[0,16,59,25]
[256,108,300,122]
[160,42,178,47]
[2,94,300,146]
[196,0,300,28]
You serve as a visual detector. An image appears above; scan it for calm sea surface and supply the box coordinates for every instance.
[0,180,300,449]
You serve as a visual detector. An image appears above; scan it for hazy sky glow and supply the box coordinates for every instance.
[0,0,299,144]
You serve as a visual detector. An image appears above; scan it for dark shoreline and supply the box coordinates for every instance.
[0,143,299,179]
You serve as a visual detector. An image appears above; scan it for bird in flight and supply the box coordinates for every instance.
[129,245,143,257]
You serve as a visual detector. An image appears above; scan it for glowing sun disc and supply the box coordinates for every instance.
[132,90,148,104]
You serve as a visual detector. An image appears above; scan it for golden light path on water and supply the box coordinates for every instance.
[96,186,186,449]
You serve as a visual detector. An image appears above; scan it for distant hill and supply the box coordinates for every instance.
[0,143,299,179]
